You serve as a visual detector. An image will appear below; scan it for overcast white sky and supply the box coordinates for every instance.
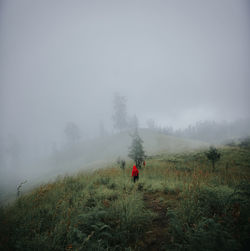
[0,0,249,149]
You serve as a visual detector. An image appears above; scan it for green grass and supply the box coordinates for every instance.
[0,146,249,250]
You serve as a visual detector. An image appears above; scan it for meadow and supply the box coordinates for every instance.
[0,145,249,250]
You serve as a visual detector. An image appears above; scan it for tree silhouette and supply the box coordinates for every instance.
[112,93,128,132]
[64,122,81,145]
[128,130,145,169]
[205,146,221,171]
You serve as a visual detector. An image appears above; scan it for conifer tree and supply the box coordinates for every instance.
[128,130,145,168]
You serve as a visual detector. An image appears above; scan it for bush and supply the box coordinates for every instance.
[166,184,250,250]
[239,137,250,149]
[205,146,221,171]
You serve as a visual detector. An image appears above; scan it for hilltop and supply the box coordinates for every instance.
[44,128,208,176]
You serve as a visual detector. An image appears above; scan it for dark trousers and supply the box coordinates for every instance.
[133,175,139,183]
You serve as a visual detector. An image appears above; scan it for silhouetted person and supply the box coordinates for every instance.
[121,160,125,169]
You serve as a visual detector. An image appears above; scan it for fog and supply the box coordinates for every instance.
[0,0,249,200]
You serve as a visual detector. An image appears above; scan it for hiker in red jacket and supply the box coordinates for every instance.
[131,165,139,183]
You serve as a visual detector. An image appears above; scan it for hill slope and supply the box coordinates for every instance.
[1,146,249,250]
[0,129,208,204]
[46,128,208,174]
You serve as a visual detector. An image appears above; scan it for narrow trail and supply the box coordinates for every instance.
[138,192,171,250]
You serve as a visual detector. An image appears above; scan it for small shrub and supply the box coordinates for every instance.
[107,182,117,190]
[137,182,144,191]
[98,176,110,185]
[205,146,221,171]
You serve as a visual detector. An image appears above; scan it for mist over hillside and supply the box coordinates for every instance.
[0,129,208,203]
[1,0,249,204]
[46,128,208,173]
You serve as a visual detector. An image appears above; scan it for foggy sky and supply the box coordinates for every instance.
[1,0,250,153]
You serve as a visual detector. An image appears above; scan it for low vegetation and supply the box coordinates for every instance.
[0,146,249,250]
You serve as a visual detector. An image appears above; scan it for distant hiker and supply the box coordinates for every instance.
[143,160,146,167]
[121,160,126,169]
[131,165,139,183]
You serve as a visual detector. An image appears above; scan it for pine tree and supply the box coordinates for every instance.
[128,130,145,168]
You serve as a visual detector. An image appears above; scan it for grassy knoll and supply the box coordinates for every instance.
[0,146,249,250]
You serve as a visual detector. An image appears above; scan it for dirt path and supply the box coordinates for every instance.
[138,192,171,250]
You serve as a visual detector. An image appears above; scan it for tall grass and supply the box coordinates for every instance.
[0,146,249,250]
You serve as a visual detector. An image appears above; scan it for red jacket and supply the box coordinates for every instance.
[131,165,139,177]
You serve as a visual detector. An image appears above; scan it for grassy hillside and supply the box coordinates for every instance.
[1,146,249,250]
[0,130,208,206]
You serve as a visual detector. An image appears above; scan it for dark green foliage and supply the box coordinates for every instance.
[206,146,221,171]
[97,176,110,186]
[187,217,239,251]
[0,171,152,250]
[174,165,192,172]
[128,129,145,168]
[166,185,250,250]
[239,137,250,149]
